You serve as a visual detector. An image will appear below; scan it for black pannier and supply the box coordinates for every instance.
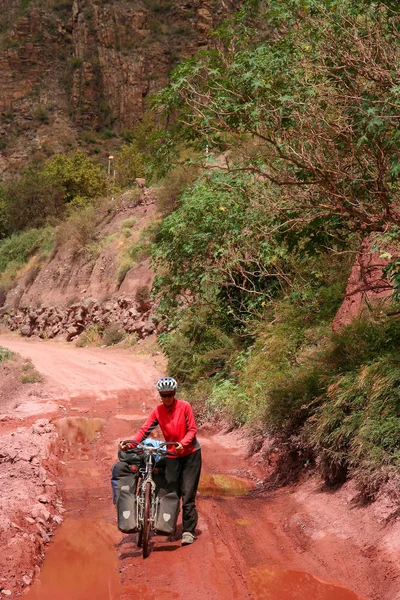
[118,447,143,466]
[116,472,139,533]
[155,491,180,535]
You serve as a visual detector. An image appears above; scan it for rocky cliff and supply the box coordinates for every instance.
[0,0,238,175]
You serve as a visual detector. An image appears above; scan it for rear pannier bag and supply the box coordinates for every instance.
[155,491,180,535]
[117,474,139,533]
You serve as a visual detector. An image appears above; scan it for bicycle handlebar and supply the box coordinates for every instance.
[119,440,180,456]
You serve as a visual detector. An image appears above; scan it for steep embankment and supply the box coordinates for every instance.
[2,190,160,342]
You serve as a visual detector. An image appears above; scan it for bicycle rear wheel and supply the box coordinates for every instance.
[137,527,143,548]
[142,481,152,558]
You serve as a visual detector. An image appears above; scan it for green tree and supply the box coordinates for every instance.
[157,0,400,234]
[41,150,106,204]
[115,143,146,189]
[2,169,64,233]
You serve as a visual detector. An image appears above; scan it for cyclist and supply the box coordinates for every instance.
[127,376,201,546]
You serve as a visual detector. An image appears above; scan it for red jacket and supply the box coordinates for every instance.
[133,398,200,458]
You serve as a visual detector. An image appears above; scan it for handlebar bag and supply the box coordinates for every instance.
[118,447,143,466]
[155,491,180,536]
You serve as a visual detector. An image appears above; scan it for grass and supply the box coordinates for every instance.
[76,325,102,347]
[20,360,43,384]
[0,228,55,291]
[76,324,126,347]
[0,228,55,275]
[0,346,14,362]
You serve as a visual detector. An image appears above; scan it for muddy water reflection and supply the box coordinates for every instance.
[24,520,120,600]
[199,473,253,496]
[248,567,366,600]
[24,519,179,600]
[55,417,106,445]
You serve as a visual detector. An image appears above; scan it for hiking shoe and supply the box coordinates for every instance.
[181,532,195,546]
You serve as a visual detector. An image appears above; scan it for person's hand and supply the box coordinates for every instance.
[175,443,184,454]
[119,441,139,451]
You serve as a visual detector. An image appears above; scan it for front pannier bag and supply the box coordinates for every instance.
[155,491,180,535]
[117,473,139,533]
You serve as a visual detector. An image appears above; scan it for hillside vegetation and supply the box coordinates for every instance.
[1,0,400,500]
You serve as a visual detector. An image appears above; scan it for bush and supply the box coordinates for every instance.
[41,151,106,204]
[2,171,64,233]
[155,163,200,216]
[0,228,55,280]
[102,325,125,346]
[57,204,98,253]
[0,346,14,361]
[20,360,43,383]
[35,106,49,124]
[115,143,146,189]
[76,325,102,347]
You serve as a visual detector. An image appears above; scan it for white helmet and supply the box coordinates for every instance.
[156,377,177,393]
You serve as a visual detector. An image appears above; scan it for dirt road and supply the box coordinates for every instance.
[0,335,399,600]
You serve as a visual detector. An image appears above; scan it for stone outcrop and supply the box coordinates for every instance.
[332,237,394,332]
[5,296,158,342]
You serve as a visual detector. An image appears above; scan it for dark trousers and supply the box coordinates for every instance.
[165,449,202,535]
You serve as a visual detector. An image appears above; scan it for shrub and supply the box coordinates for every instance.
[57,205,97,252]
[76,325,102,347]
[0,346,14,361]
[0,228,55,277]
[117,258,133,288]
[115,143,146,189]
[81,130,98,145]
[2,171,64,233]
[41,151,106,204]
[121,217,137,229]
[102,325,125,346]
[68,56,83,69]
[155,163,200,216]
[20,360,43,383]
[35,106,49,124]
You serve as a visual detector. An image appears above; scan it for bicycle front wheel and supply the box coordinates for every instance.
[142,481,152,558]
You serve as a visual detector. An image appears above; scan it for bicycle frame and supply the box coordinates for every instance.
[137,450,159,538]
[119,440,178,558]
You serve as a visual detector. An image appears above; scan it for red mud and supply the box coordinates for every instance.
[0,335,399,599]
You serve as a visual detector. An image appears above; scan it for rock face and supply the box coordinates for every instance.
[332,237,393,332]
[0,0,239,175]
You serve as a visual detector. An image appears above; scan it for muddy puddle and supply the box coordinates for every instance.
[55,417,106,445]
[23,519,179,600]
[248,566,366,600]
[199,472,253,496]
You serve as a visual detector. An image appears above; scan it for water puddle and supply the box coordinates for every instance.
[199,473,253,496]
[248,566,366,600]
[24,519,121,600]
[55,417,106,445]
[24,519,179,600]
